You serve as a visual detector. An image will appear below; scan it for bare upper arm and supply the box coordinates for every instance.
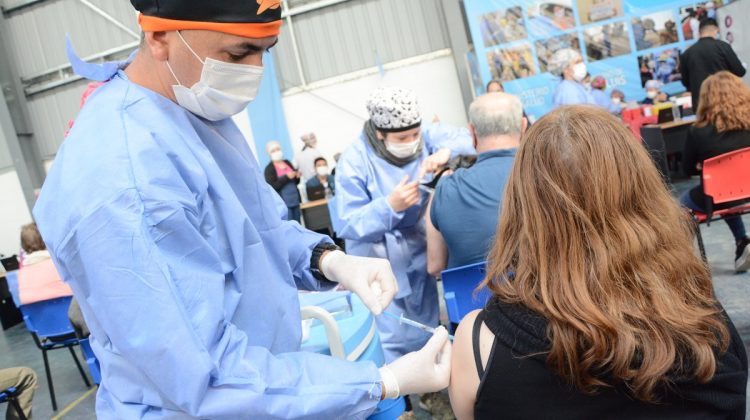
[448,309,495,420]
[425,196,448,277]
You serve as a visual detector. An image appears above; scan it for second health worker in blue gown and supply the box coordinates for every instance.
[335,87,475,362]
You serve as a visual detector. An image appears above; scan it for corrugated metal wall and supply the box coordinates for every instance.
[274,0,450,90]
[2,0,140,160]
[1,0,450,160]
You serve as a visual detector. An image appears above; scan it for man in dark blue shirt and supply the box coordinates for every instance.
[427,93,526,275]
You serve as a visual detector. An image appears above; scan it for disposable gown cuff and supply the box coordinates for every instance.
[311,240,338,290]
[379,197,406,228]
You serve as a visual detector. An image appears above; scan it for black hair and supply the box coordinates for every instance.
[486,79,504,92]
[314,157,328,166]
[699,17,718,32]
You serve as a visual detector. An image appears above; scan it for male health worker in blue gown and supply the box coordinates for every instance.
[32,1,452,418]
[549,48,595,108]
[335,87,474,362]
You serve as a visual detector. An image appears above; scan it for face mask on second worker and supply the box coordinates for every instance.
[386,138,421,159]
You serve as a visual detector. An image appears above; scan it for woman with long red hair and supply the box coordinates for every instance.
[682,71,750,272]
[449,105,747,419]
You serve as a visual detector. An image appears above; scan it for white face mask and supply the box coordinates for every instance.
[270,151,283,161]
[316,166,329,176]
[646,90,657,99]
[572,62,587,82]
[612,97,622,104]
[166,31,264,121]
[386,138,421,159]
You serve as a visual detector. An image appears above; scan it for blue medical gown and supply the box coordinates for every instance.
[334,125,474,361]
[553,79,595,108]
[33,66,381,418]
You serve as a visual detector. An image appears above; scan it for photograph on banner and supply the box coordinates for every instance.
[479,6,528,48]
[632,11,679,50]
[535,33,582,73]
[577,0,624,25]
[466,52,486,98]
[680,1,721,40]
[487,44,538,81]
[583,21,631,61]
[638,48,682,86]
[526,0,577,37]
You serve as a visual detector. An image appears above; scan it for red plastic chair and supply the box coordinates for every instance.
[690,147,750,261]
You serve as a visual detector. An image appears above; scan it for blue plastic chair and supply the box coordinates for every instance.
[440,262,491,330]
[18,296,91,411]
[0,387,27,420]
[78,338,101,385]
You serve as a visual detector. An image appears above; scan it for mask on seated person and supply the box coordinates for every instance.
[316,166,329,177]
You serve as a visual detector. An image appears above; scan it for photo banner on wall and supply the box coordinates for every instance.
[463,0,729,121]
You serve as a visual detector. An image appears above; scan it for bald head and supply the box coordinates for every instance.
[470,92,524,138]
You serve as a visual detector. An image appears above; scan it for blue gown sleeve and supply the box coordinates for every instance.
[421,123,475,157]
[554,82,584,107]
[52,190,381,419]
[261,182,335,291]
[335,152,405,243]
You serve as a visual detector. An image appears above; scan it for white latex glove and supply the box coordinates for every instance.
[418,148,451,180]
[378,326,452,399]
[320,250,398,315]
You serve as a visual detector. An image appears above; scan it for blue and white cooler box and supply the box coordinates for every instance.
[298,291,406,420]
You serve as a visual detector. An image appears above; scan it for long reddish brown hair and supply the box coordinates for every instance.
[483,105,729,402]
[695,71,750,132]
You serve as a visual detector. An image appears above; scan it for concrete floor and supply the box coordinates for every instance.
[1,179,749,420]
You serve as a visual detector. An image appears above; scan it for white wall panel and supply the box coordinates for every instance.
[281,52,468,167]
[0,169,33,256]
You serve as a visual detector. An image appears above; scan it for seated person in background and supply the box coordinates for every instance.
[0,367,37,420]
[640,79,661,105]
[264,141,302,223]
[306,157,335,198]
[17,223,72,305]
[682,71,750,272]
[427,92,525,276]
[449,105,748,419]
[590,76,620,114]
[610,88,626,113]
[18,223,89,337]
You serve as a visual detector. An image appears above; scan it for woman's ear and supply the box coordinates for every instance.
[376,130,386,142]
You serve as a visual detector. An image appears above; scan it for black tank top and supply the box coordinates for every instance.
[471,299,747,420]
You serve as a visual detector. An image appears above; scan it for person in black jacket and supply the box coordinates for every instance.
[263,141,302,222]
[449,106,747,420]
[681,71,750,272]
[680,18,746,110]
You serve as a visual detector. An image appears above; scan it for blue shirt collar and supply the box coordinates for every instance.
[476,148,517,163]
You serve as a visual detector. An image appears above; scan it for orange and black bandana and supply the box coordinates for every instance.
[131,0,282,38]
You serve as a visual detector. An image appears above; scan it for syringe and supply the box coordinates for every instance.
[382,311,455,341]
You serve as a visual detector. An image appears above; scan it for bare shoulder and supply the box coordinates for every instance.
[448,309,484,420]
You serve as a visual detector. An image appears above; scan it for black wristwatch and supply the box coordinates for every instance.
[310,243,343,281]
